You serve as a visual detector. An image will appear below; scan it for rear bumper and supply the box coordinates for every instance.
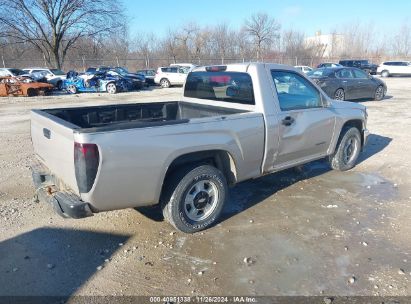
[31,161,93,219]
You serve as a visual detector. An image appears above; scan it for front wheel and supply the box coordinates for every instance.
[161,165,228,233]
[374,85,384,101]
[334,88,345,101]
[106,82,117,94]
[67,85,77,94]
[329,127,361,171]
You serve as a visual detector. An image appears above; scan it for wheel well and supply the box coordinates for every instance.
[160,78,169,82]
[341,119,364,145]
[161,150,237,196]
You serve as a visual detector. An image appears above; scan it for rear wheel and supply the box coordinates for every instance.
[329,127,361,171]
[160,78,170,88]
[381,70,390,78]
[106,83,117,94]
[374,85,384,101]
[161,165,228,233]
[334,88,345,101]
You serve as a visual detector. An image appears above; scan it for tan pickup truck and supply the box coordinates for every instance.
[30,63,369,233]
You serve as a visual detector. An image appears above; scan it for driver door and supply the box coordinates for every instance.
[270,70,336,169]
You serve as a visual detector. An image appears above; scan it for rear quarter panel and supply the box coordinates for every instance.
[78,113,265,211]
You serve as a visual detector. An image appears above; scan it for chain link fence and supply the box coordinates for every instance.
[2,55,410,72]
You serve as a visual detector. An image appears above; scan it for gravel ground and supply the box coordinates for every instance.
[0,80,410,297]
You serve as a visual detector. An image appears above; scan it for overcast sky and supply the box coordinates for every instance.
[123,0,410,37]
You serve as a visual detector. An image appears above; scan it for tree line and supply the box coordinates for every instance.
[0,0,410,71]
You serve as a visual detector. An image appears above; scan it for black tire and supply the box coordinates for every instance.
[381,70,389,78]
[161,164,228,233]
[329,127,361,171]
[67,85,77,94]
[26,88,37,97]
[56,81,63,90]
[374,85,384,101]
[334,88,345,101]
[160,78,170,88]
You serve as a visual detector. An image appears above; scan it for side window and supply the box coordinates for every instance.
[336,69,354,79]
[352,69,368,78]
[271,70,323,111]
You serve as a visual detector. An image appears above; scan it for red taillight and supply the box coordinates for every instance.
[74,142,99,193]
[205,66,227,72]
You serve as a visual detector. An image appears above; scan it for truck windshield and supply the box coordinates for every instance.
[184,71,255,105]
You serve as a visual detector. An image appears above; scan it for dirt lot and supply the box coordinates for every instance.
[0,80,410,297]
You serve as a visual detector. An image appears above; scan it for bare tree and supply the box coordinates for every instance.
[176,23,199,61]
[132,32,157,68]
[244,13,281,61]
[0,0,124,69]
[193,28,212,64]
[392,22,411,57]
[212,23,232,64]
[163,29,179,63]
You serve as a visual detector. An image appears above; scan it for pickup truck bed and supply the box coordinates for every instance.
[40,101,247,132]
[31,99,264,220]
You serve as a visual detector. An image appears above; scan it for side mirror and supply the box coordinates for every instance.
[322,95,331,107]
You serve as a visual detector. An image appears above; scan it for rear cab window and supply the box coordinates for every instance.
[184,71,255,105]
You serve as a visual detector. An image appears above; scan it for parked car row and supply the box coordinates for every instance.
[292,58,410,102]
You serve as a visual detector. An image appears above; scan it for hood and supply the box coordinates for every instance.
[330,99,366,111]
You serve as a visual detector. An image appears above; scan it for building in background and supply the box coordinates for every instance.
[304,31,345,58]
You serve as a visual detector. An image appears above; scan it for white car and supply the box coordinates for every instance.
[377,61,411,77]
[0,68,31,78]
[170,63,197,70]
[295,65,313,74]
[154,66,189,88]
[23,68,66,89]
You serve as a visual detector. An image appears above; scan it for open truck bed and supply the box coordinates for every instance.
[37,101,247,133]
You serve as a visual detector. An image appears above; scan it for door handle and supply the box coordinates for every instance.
[282,116,295,126]
[43,128,51,139]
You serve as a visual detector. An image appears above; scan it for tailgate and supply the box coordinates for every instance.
[31,110,79,194]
